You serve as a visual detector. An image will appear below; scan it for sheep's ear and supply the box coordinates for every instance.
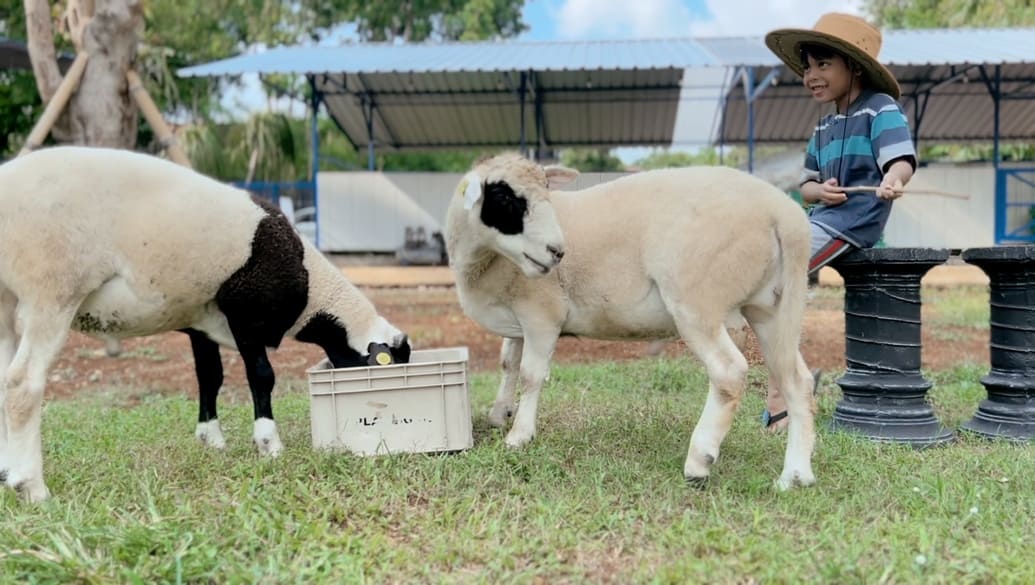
[457,172,483,210]
[544,165,578,188]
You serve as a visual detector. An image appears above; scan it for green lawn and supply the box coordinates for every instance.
[2,357,1030,584]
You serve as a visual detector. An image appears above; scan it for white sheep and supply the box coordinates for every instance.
[445,153,816,490]
[0,146,411,502]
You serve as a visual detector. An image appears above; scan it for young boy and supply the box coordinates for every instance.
[761,13,917,429]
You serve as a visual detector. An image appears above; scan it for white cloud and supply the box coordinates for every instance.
[554,0,695,39]
[553,0,865,40]
[691,0,865,37]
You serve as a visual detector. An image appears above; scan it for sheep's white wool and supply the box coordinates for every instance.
[0,146,409,502]
[195,420,227,449]
[446,153,817,490]
[253,418,282,457]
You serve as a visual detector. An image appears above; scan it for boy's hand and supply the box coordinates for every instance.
[813,178,847,205]
[877,177,904,200]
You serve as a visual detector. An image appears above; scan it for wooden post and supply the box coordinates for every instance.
[127,70,191,167]
[18,51,89,156]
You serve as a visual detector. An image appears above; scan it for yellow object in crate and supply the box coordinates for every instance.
[307,347,473,456]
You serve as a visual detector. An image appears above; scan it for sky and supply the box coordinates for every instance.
[520,0,864,40]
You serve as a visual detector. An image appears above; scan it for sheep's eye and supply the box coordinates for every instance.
[480,181,528,235]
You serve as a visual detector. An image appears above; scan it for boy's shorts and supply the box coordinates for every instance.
[808,222,854,276]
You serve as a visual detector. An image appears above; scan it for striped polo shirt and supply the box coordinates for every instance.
[800,90,917,248]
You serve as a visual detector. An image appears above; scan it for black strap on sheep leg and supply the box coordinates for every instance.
[763,369,823,428]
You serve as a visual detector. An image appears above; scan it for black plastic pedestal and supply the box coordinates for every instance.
[830,248,955,447]
[960,246,1035,441]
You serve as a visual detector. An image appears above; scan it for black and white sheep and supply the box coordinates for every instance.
[445,153,816,490]
[0,146,410,502]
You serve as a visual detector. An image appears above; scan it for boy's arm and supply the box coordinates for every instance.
[802,178,847,205]
[877,158,915,201]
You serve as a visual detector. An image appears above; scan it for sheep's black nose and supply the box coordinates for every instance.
[547,245,565,262]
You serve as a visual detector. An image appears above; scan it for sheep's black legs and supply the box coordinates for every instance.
[234,337,282,456]
[185,329,227,449]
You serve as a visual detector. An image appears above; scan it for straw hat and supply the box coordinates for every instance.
[765,13,900,99]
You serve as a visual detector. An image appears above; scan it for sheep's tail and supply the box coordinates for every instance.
[769,211,813,379]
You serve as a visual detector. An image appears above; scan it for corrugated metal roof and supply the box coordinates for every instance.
[178,28,1035,150]
[179,28,1035,77]
[179,38,718,77]
[318,67,683,149]
[719,61,1035,145]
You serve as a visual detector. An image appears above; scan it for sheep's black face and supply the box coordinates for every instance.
[365,338,411,366]
[480,181,527,235]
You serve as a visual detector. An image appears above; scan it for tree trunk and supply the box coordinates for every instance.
[22,0,143,148]
[23,0,71,141]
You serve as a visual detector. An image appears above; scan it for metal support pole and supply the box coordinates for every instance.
[960,246,1035,441]
[830,248,955,447]
[718,67,733,166]
[993,65,1002,166]
[309,76,321,249]
[744,66,755,173]
[365,97,375,171]
[534,77,545,161]
[992,65,1003,243]
[309,77,320,183]
[519,72,528,157]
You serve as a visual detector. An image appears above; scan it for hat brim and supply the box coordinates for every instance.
[765,29,900,99]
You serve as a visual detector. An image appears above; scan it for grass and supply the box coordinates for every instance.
[2,357,1031,584]
[924,286,991,330]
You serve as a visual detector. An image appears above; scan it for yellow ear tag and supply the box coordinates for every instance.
[457,178,469,197]
[375,352,393,366]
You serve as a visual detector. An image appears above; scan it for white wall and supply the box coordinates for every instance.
[316,172,452,252]
[315,170,627,252]
[882,164,995,248]
[314,165,1000,252]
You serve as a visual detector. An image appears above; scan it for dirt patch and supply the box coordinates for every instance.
[43,285,989,403]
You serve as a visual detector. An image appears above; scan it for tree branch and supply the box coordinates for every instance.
[23,0,65,102]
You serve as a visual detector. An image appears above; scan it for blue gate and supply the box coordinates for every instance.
[996,167,1035,243]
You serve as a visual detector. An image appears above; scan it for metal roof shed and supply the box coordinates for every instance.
[714,28,1035,146]
[179,29,1035,242]
[179,37,727,168]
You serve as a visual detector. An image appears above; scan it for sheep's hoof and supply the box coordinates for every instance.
[503,430,534,449]
[684,475,710,490]
[10,475,49,503]
[683,451,716,480]
[195,421,227,450]
[256,438,283,458]
[487,406,514,429]
[775,469,816,491]
[253,418,283,457]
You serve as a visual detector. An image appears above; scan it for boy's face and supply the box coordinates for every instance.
[801,53,858,105]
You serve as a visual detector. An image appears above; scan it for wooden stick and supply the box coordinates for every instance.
[839,185,971,200]
[127,69,192,168]
[18,51,89,157]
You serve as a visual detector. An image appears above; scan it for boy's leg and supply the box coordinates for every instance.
[764,222,854,429]
[808,222,854,276]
